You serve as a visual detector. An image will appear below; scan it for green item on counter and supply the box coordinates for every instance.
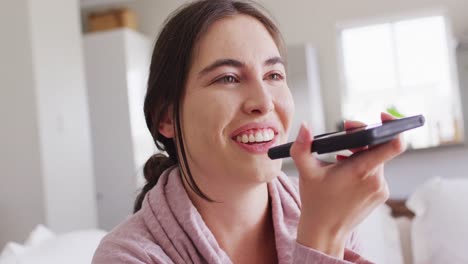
[386,106,405,118]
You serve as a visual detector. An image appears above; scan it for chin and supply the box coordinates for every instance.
[246,160,282,183]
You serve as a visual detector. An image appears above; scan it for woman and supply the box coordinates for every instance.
[92,0,405,263]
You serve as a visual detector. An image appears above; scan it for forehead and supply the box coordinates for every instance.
[191,14,281,70]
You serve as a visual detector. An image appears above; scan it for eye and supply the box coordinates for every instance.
[267,72,284,81]
[216,75,239,84]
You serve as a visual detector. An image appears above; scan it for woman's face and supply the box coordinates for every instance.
[180,15,294,186]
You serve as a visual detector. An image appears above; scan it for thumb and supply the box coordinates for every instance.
[290,122,320,173]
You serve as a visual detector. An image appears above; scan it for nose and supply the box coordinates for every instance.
[242,79,274,116]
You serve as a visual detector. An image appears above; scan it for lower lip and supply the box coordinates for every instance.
[233,136,277,154]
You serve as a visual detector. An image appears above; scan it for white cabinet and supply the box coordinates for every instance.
[84,29,155,230]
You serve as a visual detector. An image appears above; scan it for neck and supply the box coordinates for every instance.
[181,171,277,262]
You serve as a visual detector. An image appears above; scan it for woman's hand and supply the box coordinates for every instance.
[290,112,405,259]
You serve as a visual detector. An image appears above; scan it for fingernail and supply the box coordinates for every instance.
[296,122,309,144]
[336,154,348,160]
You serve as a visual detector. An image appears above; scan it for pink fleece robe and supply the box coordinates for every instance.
[92,166,373,263]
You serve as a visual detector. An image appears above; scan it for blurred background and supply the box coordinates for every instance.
[1,0,468,262]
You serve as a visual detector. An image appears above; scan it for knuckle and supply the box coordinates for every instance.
[376,185,390,204]
[367,176,382,193]
[289,143,301,159]
[289,151,296,161]
[351,160,370,176]
[367,174,389,202]
[381,184,390,201]
[391,137,406,153]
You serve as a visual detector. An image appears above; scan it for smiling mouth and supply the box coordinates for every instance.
[232,128,276,144]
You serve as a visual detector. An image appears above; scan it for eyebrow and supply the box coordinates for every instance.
[198,56,285,77]
[264,56,284,67]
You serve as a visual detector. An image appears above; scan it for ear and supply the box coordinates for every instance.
[158,107,175,138]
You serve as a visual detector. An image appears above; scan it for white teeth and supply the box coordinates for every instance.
[236,128,275,143]
[255,131,264,142]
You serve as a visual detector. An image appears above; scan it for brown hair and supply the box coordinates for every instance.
[134,0,286,212]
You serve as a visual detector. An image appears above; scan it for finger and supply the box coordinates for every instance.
[362,166,389,203]
[344,120,368,153]
[349,145,368,154]
[381,112,397,122]
[336,154,348,161]
[338,136,405,178]
[380,112,406,150]
[290,122,321,175]
[317,159,335,167]
[344,120,366,130]
[363,113,400,150]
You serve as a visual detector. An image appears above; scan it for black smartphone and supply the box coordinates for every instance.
[268,114,425,160]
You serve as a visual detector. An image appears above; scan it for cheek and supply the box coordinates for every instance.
[181,91,240,169]
[274,87,295,131]
[182,90,238,143]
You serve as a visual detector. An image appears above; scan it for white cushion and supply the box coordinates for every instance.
[18,230,106,264]
[0,242,26,264]
[24,225,56,247]
[357,204,404,264]
[0,225,106,264]
[407,177,468,264]
[0,225,55,264]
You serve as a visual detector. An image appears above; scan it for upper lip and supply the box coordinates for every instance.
[230,121,280,139]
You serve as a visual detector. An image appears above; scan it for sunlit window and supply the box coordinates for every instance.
[339,15,464,149]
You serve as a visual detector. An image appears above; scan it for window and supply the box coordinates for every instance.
[338,15,463,149]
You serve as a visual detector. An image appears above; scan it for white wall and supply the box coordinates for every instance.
[29,0,97,233]
[0,0,97,247]
[0,0,46,248]
[125,0,184,40]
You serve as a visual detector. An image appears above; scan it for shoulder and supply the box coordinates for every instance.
[92,211,172,264]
